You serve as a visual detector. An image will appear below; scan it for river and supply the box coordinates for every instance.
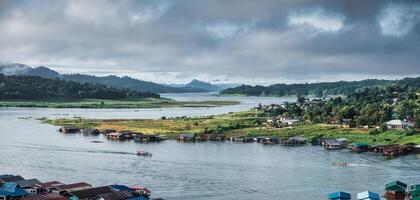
[0,93,419,200]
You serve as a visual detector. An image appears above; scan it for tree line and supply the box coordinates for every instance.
[0,74,160,100]
[220,78,419,97]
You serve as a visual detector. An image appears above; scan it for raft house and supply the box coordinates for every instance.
[0,174,152,200]
[58,126,80,134]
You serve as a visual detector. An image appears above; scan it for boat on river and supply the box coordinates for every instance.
[136,151,152,156]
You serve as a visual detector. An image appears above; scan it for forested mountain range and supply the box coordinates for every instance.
[0,63,212,93]
[0,74,159,100]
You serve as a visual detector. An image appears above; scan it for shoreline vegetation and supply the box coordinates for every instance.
[0,98,240,109]
[43,109,420,145]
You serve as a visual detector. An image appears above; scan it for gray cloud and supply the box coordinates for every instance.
[0,0,419,84]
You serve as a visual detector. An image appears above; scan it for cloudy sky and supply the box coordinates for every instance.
[1,0,420,85]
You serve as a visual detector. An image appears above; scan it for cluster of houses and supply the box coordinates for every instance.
[329,180,419,200]
[59,126,165,142]
[320,138,418,157]
[175,133,225,141]
[0,174,154,200]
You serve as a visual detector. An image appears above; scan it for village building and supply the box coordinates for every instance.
[0,182,29,200]
[386,120,411,129]
[19,193,67,200]
[329,191,351,200]
[176,134,195,141]
[357,191,380,200]
[58,126,79,134]
[49,182,92,195]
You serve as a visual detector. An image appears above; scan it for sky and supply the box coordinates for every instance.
[0,0,420,85]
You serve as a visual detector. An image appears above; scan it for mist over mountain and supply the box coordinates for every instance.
[0,63,208,93]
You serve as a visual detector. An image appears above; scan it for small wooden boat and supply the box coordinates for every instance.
[332,162,348,166]
[137,151,152,156]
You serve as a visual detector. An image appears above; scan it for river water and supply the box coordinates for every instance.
[0,93,418,200]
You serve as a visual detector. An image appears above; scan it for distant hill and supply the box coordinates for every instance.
[167,79,240,92]
[185,79,223,92]
[220,78,420,97]
[0,63,208,93]
[0,74,159,100]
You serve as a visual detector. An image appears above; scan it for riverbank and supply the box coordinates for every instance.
[43,109,420,145]
[0,98,239,109]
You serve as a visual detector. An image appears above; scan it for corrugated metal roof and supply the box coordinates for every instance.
[20,193,67,200]
[95,191,133,200]
[70,186,113,199]
[15,179,42,188]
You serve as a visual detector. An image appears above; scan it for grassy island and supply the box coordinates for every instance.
[43,109,419,145]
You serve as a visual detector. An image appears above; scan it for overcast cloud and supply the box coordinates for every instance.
[0,0,419,84]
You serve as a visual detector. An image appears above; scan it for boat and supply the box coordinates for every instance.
[332,162,348,166]
[136,151,152,156]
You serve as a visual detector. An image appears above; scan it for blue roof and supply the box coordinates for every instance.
[0,182,29,197]
[357,191,380,200]
[110,184,134,192]
[329,191,351,199]
[127,197,148,200]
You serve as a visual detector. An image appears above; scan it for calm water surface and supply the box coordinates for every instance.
[0,93,419,200]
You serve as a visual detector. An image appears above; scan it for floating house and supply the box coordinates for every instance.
[50,182,92,195]
[324,140,346,150]
[0,175,25,185]
[385,180,407,200]
[0,182,29,200]
[58,126,80,134]
[200,133,225,141]
[357,191,380,200]
[134,134,164,142]
[19,193,67,200]
[329,191,351,200]
[261,136,280,144]
[349,142,370,152]
[105,132,121,140]
[81,128,99,135]
[92,191,133,200]
[67,186,113,200]
[177,134,195,141]
[281,136,307,145]
[14,179,42,194]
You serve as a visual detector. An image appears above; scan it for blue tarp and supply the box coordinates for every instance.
[110,184,135,192]
[0,182,29,197]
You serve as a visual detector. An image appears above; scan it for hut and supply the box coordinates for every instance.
[105,132,121,140]
[261,136,279,144]
[58,126,79,134]
[349,142,370,152]
[81,128,99,135]
[0,182,29,200]
[253,136,265,143]
[200,133,225,141]
[49,182,92,195]
[329,191,351,200]
[176,134,195,141]
[385,180,407,200]
[281,136,307,146]
[410,184,420,200]
[324,140,346,150]
[357,191,380,200]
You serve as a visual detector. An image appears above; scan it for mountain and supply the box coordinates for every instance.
[0,74,159,100]
[185,79,223,92]
[166,79,239,92]
[220,78,420,97]
[0,63,207,93]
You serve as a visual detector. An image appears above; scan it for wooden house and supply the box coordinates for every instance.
[349,142,370,152]
[324,140,346,150]
[176,134,195,141]
[357,191,380,200]
[14,179,42,194]
[261,136,279,144]
[105,132,121,140]
[66,186,113,200]
[58,126,79,134]
[81,128,99,135]
[49,182,92,195]
[200,133,225,141]
[281,136,307,145]
[385,181,407,200]
[329,191,351,200]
